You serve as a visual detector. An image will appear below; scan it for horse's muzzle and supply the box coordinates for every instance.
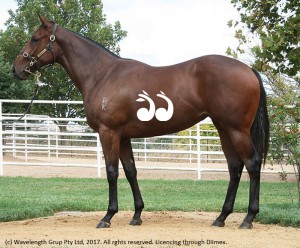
[12,65,28,80]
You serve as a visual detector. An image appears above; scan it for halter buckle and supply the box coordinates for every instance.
[29,57,37,66]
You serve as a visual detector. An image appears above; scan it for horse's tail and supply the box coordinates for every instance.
[251,69,270,164]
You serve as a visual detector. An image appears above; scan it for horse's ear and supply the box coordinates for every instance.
[37,13,47,27]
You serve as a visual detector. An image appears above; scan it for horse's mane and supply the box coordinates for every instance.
[64,26,120,58]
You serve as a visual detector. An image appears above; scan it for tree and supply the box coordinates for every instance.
[0,51,18,101]
[227,0,299,78]
[267,72,300,201]
[0,50,35,114]
[228,0,300,202]
[0,0,127,123]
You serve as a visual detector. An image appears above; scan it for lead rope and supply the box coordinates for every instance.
[15,71,42,122]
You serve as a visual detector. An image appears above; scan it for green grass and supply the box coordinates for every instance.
[0,177,299,227]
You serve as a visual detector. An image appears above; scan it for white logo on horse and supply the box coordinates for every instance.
[136,91,174,121]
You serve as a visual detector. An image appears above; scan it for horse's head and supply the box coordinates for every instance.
[13,15,58,80]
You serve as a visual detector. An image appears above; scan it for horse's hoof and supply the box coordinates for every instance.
[211,219,225,227]
[96,221,111,228]
[239,221,253,229]
[130,218,143,226]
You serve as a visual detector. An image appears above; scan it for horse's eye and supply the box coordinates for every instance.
[32,37,39,43]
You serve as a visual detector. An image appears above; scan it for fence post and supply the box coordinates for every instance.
[25,119,28,163]
[0,101,3,176]
[189,129,192,163]
[144,138,147,162]
[97,134,101,178]
[56,132,59,158]
[47,121,51,162]
[197,122,201,179]
[12,122,16,157]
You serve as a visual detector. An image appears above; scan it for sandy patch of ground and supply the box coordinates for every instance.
[0,211,299,248]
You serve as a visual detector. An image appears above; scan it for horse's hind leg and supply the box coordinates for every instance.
[120,138,144,225]
[239,150,261,229]
[212,124,244,227]
[226,129,261,229]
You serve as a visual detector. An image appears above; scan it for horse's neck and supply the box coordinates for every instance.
[56,27,118,96]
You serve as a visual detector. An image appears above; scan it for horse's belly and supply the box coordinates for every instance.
[122,110,207,138]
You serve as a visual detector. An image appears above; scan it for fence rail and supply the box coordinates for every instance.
[0,99,226,179]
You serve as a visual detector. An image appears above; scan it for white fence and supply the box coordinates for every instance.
[0,100,226,179]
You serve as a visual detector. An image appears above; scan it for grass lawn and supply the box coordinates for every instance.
[0,177,299,227]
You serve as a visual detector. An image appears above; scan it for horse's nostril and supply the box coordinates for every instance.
[12,65,22,79]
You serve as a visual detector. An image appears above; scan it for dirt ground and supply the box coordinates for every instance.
[1,162,299,248]
[0,211,299,248]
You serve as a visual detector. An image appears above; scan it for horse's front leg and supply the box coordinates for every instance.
[97,129,120,228]
[120,138,144,225]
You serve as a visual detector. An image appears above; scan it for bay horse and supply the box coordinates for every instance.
[13,16,269,229]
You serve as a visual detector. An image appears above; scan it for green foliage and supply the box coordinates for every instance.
[0,52,19,101]
[0,51,35,113]
[177,124,218,141]
[269,101,300,167]
[0,177,299,227]
[0,0,127,119]
[267,72,300,201]
[228,0,299,77]
[177,124,220,154]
